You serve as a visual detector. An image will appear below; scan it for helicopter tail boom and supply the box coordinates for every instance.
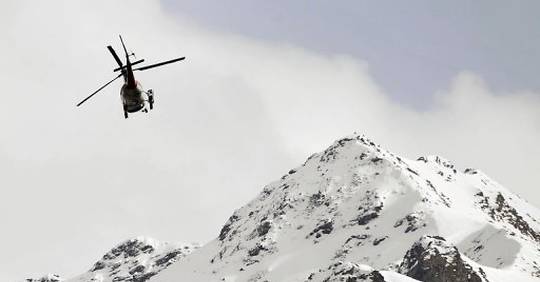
[119,35,129,58]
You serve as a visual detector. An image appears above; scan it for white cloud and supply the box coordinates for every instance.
[0,0,539,281]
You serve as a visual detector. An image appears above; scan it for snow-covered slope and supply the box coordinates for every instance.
[151,134,540,282]
[63,237,197,282]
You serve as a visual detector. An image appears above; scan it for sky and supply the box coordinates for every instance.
[162,0,540,109]
[1,1,539,281]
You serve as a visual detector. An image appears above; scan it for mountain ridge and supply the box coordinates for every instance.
[21,237,199,282]
[152,134,540,281]
[24,134,540,282]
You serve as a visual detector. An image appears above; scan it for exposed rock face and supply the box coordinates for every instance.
[306,261,387,282]
[149,134,540,282]
[24,134,540,282]
[476,191,540,242]
[398,236,484,282]
[24,274,63,282]
[68,237,198,282]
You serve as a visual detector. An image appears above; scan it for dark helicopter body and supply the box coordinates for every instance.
[118,49,149,116]
[77,35,185,118]
[121,82,145,113]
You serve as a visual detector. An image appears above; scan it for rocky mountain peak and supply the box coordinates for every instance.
[155,134,540,281]
[306,261,387,282]
[23,274,63,282]
[68,237,198,282]
[24,134,540,282]
[398,235,485,282]
[95,237,159,265]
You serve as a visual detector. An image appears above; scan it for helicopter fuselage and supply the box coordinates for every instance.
[121,82,145,113]
[76,35,182,118]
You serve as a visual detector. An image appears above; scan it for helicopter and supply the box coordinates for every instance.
[77,35,185,118]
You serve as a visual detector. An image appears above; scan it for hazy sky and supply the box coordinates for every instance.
[161,0,540,109]
[1,1,539,281]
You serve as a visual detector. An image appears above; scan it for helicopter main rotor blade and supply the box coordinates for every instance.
[76,74,123,107]
[133,57,185,71]
[107,46,123,67]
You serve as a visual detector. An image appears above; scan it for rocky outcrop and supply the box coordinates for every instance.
[24,274,63,282]
[306,261,387,282]
[398,235,484,282]
[70,237,198,282]
[476,191,540,242]
[24,134,540,282]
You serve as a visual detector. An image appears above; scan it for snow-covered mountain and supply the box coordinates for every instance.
[24,134,540,281]
[150,134,540,281]
[22,274,63,282]
[22,237,198,282]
